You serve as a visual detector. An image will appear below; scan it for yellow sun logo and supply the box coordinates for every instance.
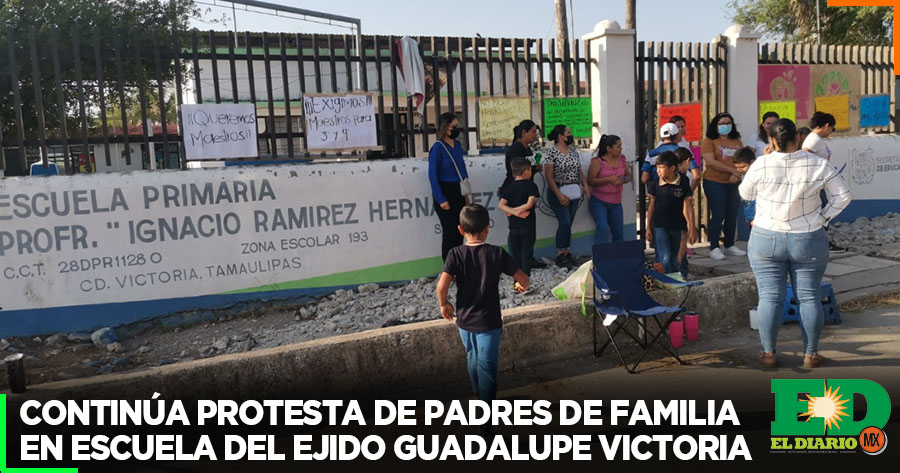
[800,385,851,432]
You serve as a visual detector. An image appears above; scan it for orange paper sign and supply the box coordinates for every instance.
[658,102,703,142]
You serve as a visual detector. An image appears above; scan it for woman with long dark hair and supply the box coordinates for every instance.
[587,134,630,245]
[748,111,779,156]
[544,125,589,267]
[501,119,541,193]
[428,112,470,260]
[740,119,851,368]
[700,112,746,260]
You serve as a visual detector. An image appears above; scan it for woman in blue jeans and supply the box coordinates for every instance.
[739,119,851,369]
[587,134,630,245]
[543,125,589,268]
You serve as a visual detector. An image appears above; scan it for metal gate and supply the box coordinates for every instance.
[634,38,729,244]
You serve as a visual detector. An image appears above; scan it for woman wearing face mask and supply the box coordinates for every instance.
[428,112,470,261]
[544,125,589,268]
[740,119,851,369]
[748,111,779,157]
[701,112,746,261]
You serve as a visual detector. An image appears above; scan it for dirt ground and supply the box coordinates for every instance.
[3,290,899,391]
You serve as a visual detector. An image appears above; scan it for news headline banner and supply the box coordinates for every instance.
[0,152,620,319]
[302,92,378,152]
[181,103,259,160]
[12,396,751,462]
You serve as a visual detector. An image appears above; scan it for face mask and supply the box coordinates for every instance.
[449,127,461,139]
[565,136,575,146]
[718,124,733,135]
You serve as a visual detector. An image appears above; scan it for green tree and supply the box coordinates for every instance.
[727,0,893,45]
[0,0,200,146]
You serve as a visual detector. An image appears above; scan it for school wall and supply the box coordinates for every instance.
[0,152,636,338]
[825,134,900,222]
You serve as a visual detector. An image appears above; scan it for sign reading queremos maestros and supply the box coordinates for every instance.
[181,103,259,160]
[0,153,621,313]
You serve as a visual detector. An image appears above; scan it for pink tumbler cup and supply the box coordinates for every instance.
[684,313,699,341]
[669,320,684,348]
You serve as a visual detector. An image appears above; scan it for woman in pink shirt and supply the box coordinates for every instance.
[587,134,631,244]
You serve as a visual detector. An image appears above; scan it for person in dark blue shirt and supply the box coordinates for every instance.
[641,123,682,184]
[428,112,470,261]
[732,147,757,226]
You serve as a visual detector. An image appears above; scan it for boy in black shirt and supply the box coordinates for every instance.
[646,151,698,275]
[498,157,540,275]
[436,204,530,424]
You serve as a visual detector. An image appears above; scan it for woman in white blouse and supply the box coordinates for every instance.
[739,118,851,370]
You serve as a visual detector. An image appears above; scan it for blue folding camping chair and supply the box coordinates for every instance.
[590,240,703,373]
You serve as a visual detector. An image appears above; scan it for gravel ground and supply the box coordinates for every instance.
[1,256,588,388]
[829,213,900,259]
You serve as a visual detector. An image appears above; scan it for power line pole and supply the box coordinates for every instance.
[625,0,636,30]
[555,0,571,95]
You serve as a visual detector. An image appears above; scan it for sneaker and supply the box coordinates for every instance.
[709,247,725,260]
[531,258,547,269]
[803,353,825,368]
[757,351,777,369]
[723,246,747,256]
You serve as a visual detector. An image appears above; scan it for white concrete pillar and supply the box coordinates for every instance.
[721,25,761,142]
[582,20,636,159]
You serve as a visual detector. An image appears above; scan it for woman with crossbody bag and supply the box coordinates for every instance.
[544,125,589,268]
[428,112,472,261]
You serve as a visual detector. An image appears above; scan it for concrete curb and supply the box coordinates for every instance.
[4,275,761,404]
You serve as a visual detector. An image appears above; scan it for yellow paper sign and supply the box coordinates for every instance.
[759,100,796,123]
[814,94,850,130]
[477,97,531,144]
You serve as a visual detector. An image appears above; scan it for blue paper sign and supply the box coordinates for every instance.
[859,95,891,128]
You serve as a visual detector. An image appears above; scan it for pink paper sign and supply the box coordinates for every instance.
[757,65,811,121]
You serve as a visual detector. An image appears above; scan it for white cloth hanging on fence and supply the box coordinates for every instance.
[394,36,425,115]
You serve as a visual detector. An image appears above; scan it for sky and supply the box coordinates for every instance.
[189,0,738,44]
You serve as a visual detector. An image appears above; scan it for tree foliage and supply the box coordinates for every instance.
[727,0,893,45]
[0,0,201,144]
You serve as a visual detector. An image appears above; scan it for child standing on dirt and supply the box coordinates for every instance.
[498,157,540,275]
[435,204,530,434]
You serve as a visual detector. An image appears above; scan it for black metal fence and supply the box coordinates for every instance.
[634,39,730,243]
[1,28,592,174]
[759,42,896,133]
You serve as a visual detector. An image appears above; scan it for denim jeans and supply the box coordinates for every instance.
[653,227,682,274]
[547,191,579,249]
[458,327,503,403]
[507,226,536,275]
[588,197,624,245]
[703,180,740,249]
[748,226,829,354]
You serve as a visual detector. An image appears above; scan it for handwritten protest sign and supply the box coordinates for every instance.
[303,92,378,152]
[759,100,796,123]
[543,97,593,138]
[859,95,891,128]
[658,102,702,142]
[477,97,531,144]
[182,103,258,160]
[814,94,850,131]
